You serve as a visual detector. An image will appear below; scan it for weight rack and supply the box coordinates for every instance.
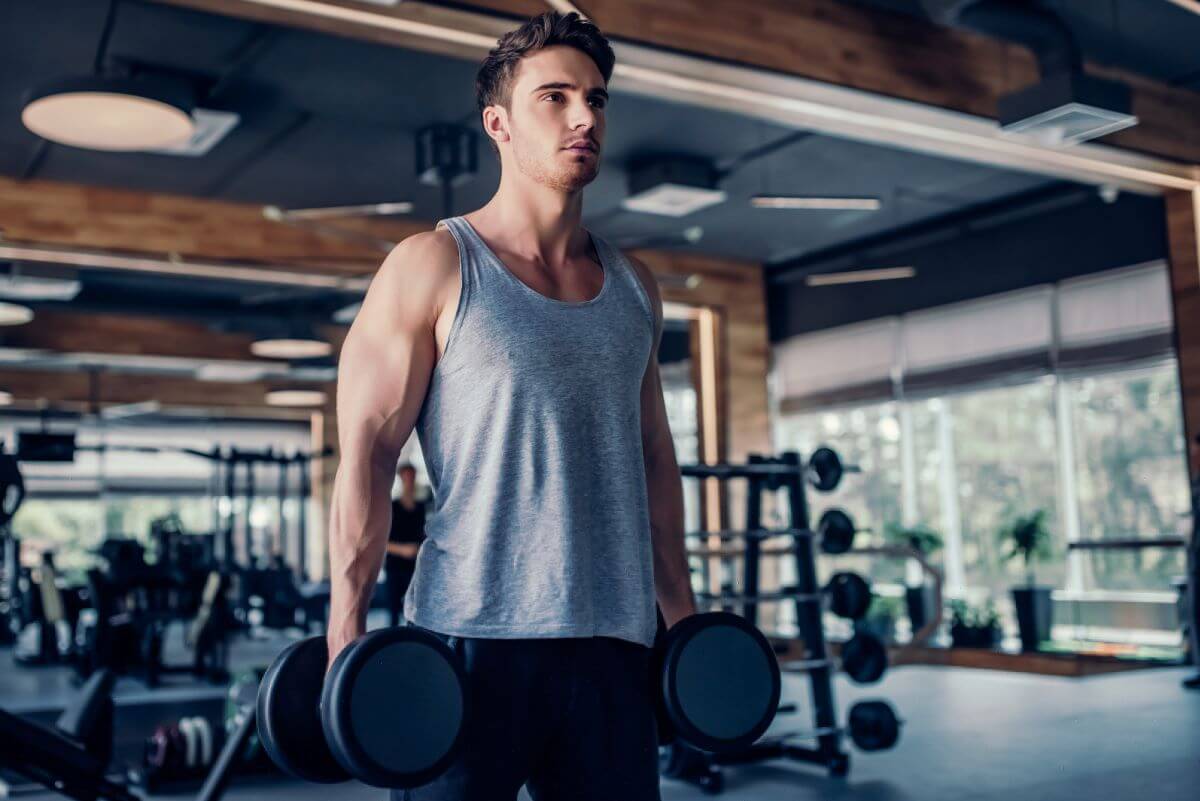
[667,452,850,789]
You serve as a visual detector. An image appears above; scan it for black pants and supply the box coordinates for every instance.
[394,632,662,801]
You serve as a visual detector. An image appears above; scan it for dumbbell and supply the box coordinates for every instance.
[653,611,782,753]
[816,508,862,554]
[255,626,469,789]
[780,630,889,684]
[696,571,873,621]
[807,447,860,493]
[774,699,901,752]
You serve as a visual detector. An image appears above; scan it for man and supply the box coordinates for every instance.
[384,462,425,628]
[327,11,696,800]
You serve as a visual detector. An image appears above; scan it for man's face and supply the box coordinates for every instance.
[501,45,607,193]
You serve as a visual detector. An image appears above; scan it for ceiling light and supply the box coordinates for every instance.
[195,363,270,383]
[806,267,916,286]
[22,75,195,151]
[751,196,882,210]
[267,202,414,221]
[265,389,328,407]
[0,274,82,301]
[0,392,12,406]
[0,302,35,326]
[332,302,361,324]
[250,338,333,359]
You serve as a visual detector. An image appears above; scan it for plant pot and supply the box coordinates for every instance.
[905,585,937,632]
[1012,586,1053,652]
[950,623,1000,649]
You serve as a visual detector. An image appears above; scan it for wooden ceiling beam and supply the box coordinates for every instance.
[153,0,1200,167]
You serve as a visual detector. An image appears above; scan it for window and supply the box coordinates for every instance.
[1066,360,1189,592]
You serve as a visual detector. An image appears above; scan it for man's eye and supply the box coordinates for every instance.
[590,98,606,109]
[546,93,563,102]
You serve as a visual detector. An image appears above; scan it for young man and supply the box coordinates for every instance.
[327,11,696,800]
[383,461,425,628]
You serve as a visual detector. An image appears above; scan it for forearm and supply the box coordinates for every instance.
[327,459,394,649]
[647,444,696,627]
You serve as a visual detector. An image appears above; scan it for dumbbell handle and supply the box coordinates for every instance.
[696,587,822,604]
[780,658,838,672]
[684,528,812,542]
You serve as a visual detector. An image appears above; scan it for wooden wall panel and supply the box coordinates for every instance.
[1166,188,1200,479]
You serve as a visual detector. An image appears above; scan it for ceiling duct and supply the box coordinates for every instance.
[922,0,1137,145]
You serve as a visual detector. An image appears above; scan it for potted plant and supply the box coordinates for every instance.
[997,509,1055,652]
[855,594,903,644]
[883,522,943,634]
[948,599,1002,649]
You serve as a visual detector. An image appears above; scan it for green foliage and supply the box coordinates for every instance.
[883,521,943,555]
[948,598,1001,630]
[864,594,904,622]
[997,509,1054,584]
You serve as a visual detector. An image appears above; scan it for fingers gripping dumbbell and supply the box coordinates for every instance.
[255,627,470,789]
[652,611,782,753]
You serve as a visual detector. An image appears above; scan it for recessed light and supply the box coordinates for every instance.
[251,338,333,359]
[0,302,35,326]
[22,75,195,152]
[806,267,916,286]
[265,389,328,407]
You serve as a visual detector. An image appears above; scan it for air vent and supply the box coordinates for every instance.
[144,108,240,157]
[622,156,726,217]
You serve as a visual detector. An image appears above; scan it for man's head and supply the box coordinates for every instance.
[397,462,417,490]
[475,12,614,193]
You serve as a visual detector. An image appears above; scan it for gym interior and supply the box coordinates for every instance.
[2,1,1199,800]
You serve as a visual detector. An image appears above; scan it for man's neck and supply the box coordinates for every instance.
[468,175,589,267]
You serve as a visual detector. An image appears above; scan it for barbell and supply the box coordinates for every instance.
[773,699,901,752]
[695,571,873,621]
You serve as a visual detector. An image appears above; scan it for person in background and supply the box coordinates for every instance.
[384,461,425,628]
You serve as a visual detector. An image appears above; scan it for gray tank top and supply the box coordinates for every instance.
[403,215,658,647]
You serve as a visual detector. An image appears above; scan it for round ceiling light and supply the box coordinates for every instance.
[0,302,35,326]
[251,338,333,360]
[265,389,327,407]
[0,392,13,406]
[22,76,195,152]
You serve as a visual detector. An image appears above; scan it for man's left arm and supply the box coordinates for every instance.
[628,255,697,629]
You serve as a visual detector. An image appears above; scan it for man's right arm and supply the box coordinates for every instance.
[325,231,457,667]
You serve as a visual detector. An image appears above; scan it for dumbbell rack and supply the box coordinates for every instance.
[667,452,849,791]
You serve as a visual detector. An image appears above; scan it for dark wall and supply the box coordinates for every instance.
[766,189,1167,341]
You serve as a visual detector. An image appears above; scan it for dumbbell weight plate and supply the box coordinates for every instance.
[848,700,901,751]
[256,636,349,783]
[321,626,468,789]
[827,572,872,620]
[841,631,888,684]
[659,612,781,753]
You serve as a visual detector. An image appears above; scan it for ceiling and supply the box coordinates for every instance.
[0,0,1195,341]
[843,0,1200,89]
[0,0,1057,272]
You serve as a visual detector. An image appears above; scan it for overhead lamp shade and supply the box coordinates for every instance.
[265,389,328,407]
[251,337,333,359]
[22,75,195,151]
[0,302,35,326]
[0,392,12,406]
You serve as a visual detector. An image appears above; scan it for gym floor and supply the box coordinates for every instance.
[5,635,1196,801]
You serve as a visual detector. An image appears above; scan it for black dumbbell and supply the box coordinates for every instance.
[817,508,860,554]
[781,630,889,684]
[256,626,469,789]
[653,611,782,753]
[696,571,873,621]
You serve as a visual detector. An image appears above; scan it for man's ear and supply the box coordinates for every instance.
[482,105,511,145]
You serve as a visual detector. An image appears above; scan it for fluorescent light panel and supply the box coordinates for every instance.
[806,267,916,286]
[752,196,882,210]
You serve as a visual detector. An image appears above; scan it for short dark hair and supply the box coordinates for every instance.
[475,11,615,153]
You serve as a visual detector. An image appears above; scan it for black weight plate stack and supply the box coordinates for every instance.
[256,637,349,784]
[659,612,781,753]
[321,626,468,789]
